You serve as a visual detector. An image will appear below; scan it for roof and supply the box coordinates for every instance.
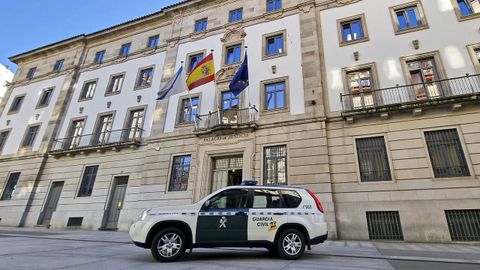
[9,0,195,63]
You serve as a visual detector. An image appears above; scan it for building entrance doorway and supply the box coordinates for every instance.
[211,155,243,192]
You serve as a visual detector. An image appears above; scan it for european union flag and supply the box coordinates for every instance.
[229,53,249,97]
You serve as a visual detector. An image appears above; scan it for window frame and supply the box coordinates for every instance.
[0,172,21,201]
[260,77,289,114]
[467,43,480,73]
[94,50,106,64]
[36,87,55,108]
[399,50,448,92]
[421,127,473,179]
[134,65,155,90]
[119,43,132,57]
[263,144,288,186]
[0,129,11,154]
[229,8,243,23]
[266,0,282,13]
[122,105,147,141]
[194,18,208,32]
[20,124,41,149]
[91,111,116,145]
[147,35,159,49]
[167,155,192,192]
[353,135,394,183]
[223,43,243,66]
[186,50,206,74]
[26,67,37,80]
[389,1,429,35]
[53,59,65,72]
[105,72,125,96]
[176,95,201,126]
[451,0,480,21]
[78,79,98,101]
[337,14,369,47]
[262,30,287,60]
[77,165,99,197]
[342,62,382,110]
[8,94,26,114]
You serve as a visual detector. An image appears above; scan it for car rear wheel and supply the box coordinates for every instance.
[151,227,186,262]
[276,228,306,260]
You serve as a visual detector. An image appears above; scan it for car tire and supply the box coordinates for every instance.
[276,228,306,260]
[151,227,186,262]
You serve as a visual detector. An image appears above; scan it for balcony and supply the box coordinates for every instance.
[49,128,144,156]
[194,107,259,135]
[341,74,480,120]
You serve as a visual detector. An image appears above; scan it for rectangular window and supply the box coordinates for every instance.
[94,50,105,63]
[267,0,282,12]
[66,119,85,149]
[78,166,99,197]
[136,67,154,88]
[229,8,243,23]
[93,114,113,145]
[80,80,97,100]
[264,145,287,186]
[54,59,64,72]
[366,211,404,241]
[356,137,392,182]
[119,43,131,57]
[347,69,375,109]
[179,97,199,124]
[341,19,365,42]
[0,131,10,153]
[475,48,480,63]
[457,0,480,16]
[225,44,242,65]
[445,209,480,241]
[265,81,286,111]
[21,125,40,148]
[1,172,21,200]
[124,109,144,140]
[9,95,25,113]
[106,74,124,94]
[168,155,191,191]
[188,53,204,72]
[194,18,208,32]
[27,67,36,80]
[425,129,470,178]
[37,88,54,107]
[266,34,284,57]
[391,2,428,33]
[147,35,159,48]
[407,58,443,100]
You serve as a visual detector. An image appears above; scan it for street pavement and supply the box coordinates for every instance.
[0,227,479,270]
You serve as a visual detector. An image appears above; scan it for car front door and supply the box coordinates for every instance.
[196,188,251,244]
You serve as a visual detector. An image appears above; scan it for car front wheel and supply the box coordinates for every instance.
[276,228,306,260]
[151,227,186,262]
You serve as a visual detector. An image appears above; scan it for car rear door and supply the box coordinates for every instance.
[196,188,251,244]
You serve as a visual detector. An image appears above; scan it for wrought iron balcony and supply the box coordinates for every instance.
[194,107,258,134]
[50,127,144,155]
[341,74,480,117]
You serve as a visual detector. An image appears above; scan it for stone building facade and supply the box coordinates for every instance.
[0,0,478,243]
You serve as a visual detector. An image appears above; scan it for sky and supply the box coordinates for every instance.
[0,0,184,72]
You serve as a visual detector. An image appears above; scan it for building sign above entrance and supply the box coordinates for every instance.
[202,133,251,143]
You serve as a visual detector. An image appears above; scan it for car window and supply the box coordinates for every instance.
[252,189,283,209]
[207,189,249,210]
[281,190,302,208]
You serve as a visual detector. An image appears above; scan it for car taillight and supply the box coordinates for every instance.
[306,189,324,213]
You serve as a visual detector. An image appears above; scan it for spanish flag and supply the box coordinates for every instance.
[186,53,215,91]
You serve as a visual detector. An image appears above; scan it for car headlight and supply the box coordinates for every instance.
[136,208,152,221]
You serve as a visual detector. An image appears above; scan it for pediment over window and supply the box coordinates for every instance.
[221,29,246,43]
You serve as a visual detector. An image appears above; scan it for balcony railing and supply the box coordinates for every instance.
[341,74,480,115]
[195,107,258,132]
[50,127,144,153]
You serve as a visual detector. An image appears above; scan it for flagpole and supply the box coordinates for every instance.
[211,49,222,125]
[184,60,198,130]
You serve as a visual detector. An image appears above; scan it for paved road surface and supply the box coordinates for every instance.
[0,227,479,270]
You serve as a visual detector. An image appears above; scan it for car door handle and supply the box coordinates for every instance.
[273,213,285,216]
[235,212,248,216]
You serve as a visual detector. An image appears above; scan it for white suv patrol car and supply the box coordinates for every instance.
[129,181,328,262]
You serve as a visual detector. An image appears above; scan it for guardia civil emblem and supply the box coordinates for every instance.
[219,216,227,228]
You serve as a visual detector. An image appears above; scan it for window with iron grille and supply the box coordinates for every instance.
[356,136,392,182]
[21,125,40,148]
[366,211,404,241]
[445,209,480,241]
[264,145,287,185]
[168,155,191,192]
[0,130,10,153]
[78,166,99,197]
[424,129,470,178]
[1,172,20,200]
